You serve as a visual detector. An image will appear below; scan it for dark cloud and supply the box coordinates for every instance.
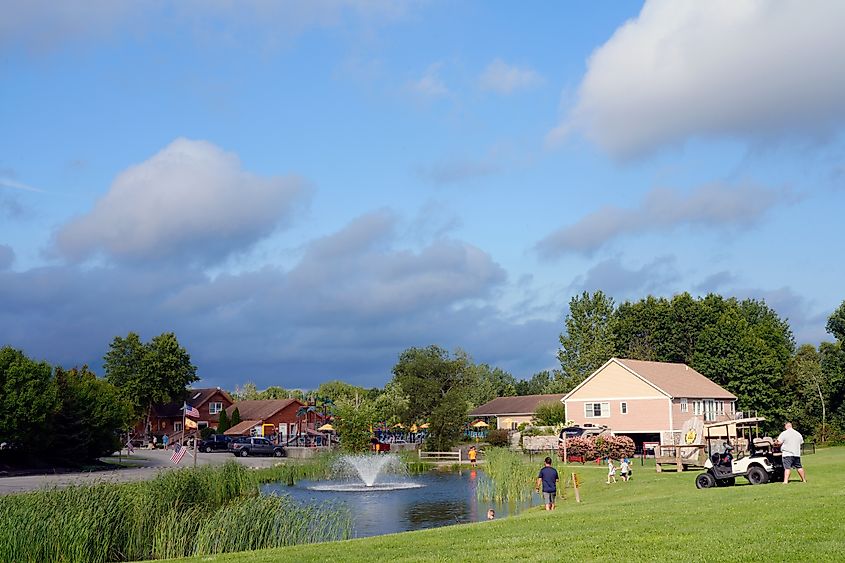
[694,270,737,293]
[52,138,309,267]
[0,245,13,270]
[537,182,795,258]
[0,212,558,388]
[569,255,679,298]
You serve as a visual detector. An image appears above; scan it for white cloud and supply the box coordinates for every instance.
[479,59,543,94]
[53,138,308,265]
[537,182,795,258]
[408,63,448,98]
[556,0,845,157]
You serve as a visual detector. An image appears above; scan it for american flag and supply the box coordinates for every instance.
[184,403,200,418]
[170,443,187,464]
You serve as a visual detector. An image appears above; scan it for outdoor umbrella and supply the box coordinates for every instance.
[471,420,489,428]
[419,423,430,429]
[410,424,418,433]
[318,423,334,432]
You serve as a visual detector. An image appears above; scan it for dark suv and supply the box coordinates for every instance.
[228,436,286,457]
[199,434,232,453]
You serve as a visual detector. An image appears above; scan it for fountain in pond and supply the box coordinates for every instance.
[307,454,423,492]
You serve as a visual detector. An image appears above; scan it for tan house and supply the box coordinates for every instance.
[469,394,567,430]
[563,358,737,450]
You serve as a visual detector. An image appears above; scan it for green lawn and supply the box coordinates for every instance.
[173,447,845,562]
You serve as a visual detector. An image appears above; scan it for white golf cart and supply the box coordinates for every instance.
[695,416,783,488]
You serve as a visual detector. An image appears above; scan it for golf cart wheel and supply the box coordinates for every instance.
[716,477,736,487]
[746,466,769,485]
[239,449,249,457]
[696,472,716,489]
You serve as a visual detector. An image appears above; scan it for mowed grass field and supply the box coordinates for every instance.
[173,447,845,563]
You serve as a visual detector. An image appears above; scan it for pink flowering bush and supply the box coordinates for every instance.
[559,434,634,462]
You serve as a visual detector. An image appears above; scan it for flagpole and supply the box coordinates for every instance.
[182,402,187,457]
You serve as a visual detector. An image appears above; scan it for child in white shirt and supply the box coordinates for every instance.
[607,458,617,484]
[620,458,630,482]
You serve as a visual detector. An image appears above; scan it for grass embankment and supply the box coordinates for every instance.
[175,447,845,563]
[0,460,350,562]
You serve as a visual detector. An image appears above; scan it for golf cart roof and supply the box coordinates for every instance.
[704,416,766,429]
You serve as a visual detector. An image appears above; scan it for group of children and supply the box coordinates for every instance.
[606,457,631,484]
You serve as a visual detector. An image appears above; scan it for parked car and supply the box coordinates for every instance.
[199,434,232,453]
[228,436,286,457]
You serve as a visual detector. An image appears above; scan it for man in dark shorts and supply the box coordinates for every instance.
[536,457,559,511]
[775,422,806,484]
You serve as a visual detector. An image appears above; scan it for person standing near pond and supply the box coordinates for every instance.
[536,457,559,511]
[468,446,478,467]
[775,422,806,484]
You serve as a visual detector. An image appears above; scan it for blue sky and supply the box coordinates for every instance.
[2,1,844,390]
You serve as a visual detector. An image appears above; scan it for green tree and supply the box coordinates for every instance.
[333,394,378,453]
[392,345,474,449]
[217,407,230,433]
[533,401,568,427]
[467,364,516,408]
[230,407,241,427]
[373,380,409,426]
[103,332,198,431]
[516,370,554,395]
[0,347,59,450]
[826,300,845,343]
[556,291,616,391]
[316,380,368,404]
[233,382,260,400]
[51,366,134,460]
[783,345,828,440]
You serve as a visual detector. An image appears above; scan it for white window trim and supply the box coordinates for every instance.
[584,402,610,418]
[209,402,223,415]
[174,421,183,433]
[680,398,688,413]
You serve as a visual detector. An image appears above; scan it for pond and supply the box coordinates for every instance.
[261,469,539,538]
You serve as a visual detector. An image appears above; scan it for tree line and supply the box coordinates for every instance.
[2,293,843,463]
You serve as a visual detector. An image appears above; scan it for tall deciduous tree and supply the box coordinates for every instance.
[516,370,555,395]
[392,345,474,449]
[103,332,198,431]
[0,346,59,449]
[556,291,616,392]
[467,364,517,408]
[333,394,377,453]
[51,366,134,460]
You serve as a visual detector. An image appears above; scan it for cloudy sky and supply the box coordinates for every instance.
[2,1,843,390]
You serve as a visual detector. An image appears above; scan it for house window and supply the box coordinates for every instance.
[209,402,223,415]
[716,401,724,414]
[680,398,688,413]
[174,421,183,433]
[693,401,702,416]
[584,402,610,418]
[198,421,209,429]
[511,421,518,430]
[620,402,628,415]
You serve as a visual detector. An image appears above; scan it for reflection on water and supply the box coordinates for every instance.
[260,469,538,538]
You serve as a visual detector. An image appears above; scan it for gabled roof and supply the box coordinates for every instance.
[226,399,302,421]
[152,387,233,418]
[224,420,261,436]
[563,358,736,401]
[469,394,567,417]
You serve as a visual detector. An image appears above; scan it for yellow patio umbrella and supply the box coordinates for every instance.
[419,423,430,429]
[393,423,404,429]
[410,424,418,433]
[317,423,334,432]
[471,420,489,428]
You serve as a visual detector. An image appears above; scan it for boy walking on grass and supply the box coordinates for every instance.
[536,457,559,511]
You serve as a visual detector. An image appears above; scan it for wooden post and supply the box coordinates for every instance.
[572,472,581,503]
[676,446,682,472]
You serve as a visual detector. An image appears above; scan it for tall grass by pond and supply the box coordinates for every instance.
[476,447,553,503]
[0,461,350,563]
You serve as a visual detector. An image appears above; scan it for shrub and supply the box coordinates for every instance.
[558,434,634,461]
[560,436,596,461]
[487,429,510,447]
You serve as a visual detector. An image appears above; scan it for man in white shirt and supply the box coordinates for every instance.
[775,422,806,484]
